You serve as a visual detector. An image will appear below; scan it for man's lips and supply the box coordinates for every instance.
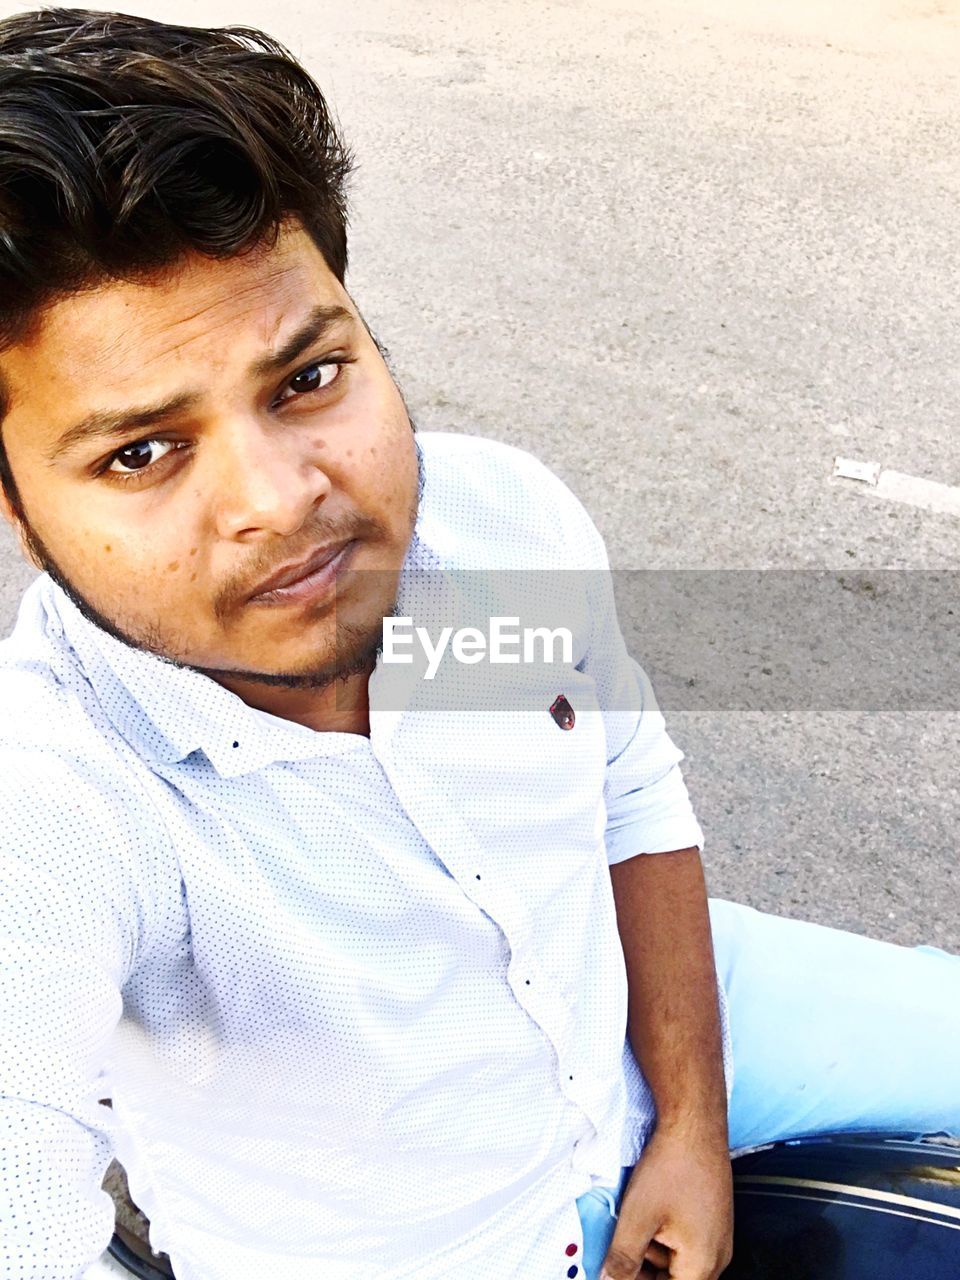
[246,539,356,604]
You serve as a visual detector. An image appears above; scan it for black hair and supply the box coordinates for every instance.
[0,8,354,509]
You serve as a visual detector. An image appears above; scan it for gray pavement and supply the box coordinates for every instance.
[1,0,958,947]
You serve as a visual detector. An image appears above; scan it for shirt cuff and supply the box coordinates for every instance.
[604,764,705,864]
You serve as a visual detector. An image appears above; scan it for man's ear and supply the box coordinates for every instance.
[0,479,17,530]
[0,483,43,571]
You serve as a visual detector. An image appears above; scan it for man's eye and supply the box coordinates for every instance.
[107,438,178,475]
[275,361,342,404]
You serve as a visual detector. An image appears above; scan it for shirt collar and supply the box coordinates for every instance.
[40,516,445,779]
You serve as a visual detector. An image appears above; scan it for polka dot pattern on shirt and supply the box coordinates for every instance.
[0,432,729,1280]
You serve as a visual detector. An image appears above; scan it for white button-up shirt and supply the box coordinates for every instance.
[0,432,728,1280]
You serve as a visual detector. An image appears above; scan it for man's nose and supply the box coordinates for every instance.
[210,417,331,541]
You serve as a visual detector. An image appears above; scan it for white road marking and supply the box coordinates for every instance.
[873,469,960,518]
[831,460,960,518]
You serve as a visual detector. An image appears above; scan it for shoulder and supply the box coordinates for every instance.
[0,582,172,865]
[414,431,607,570]
[0,578,110,758]
[0,661,178,975]
[0,590,88,755]
[415,429,575,503]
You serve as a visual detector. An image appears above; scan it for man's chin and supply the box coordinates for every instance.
[190,617,387,693]
[194,643,381,692]
[25,538,390,692]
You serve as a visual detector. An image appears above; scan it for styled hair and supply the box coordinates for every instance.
[0,8,354,507]
[0,8,354,331]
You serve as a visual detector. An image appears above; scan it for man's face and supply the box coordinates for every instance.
[0,223,421,690]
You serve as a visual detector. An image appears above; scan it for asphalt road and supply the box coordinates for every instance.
[1,0,957,948]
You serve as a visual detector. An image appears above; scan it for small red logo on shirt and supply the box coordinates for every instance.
[549,694,575,730]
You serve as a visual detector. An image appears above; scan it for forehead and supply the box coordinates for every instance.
[0,225,343,419]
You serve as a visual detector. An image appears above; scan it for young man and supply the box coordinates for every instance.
[0,11,956,1280]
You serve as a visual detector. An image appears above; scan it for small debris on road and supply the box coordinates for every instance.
[833,456,881,485]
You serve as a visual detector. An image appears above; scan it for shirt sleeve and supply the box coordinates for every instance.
[0,744,174,1279]
[599,655,705,863]
[547,466,705,863]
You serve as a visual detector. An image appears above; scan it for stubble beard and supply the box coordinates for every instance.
[16,434,425,693]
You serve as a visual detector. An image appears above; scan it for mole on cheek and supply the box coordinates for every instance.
[189,547,198,557]
[167,561,180,573]
[369,447,377,457]
[103,545,112,553]
[190,572,197,582]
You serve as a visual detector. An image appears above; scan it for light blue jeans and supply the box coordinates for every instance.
[575,898,960,1279]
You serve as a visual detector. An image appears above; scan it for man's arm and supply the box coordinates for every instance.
[601,846,732,1280]
[523,452,733,1276]
[0,747,174,1278]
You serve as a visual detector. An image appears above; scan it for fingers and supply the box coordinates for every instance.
[599,1252,637,1280]
[667,1246,732,1280]
[603,1241,730,1280]
[600,1239,652,1278]
[599,1202,661,1279]
[643,1241,671,1271]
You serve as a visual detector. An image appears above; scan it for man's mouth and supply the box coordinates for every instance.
[246,539,358,606]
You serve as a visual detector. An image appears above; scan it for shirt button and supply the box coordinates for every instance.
[567,1267,579,1277]
[565,1242,578,1256]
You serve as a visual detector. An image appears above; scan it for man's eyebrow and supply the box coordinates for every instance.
[45,304,356,463]
[250,303,355,378]
[49,391,200,461]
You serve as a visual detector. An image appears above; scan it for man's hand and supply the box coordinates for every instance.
[605,848,734,1279]
[600,1125,733,1280]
